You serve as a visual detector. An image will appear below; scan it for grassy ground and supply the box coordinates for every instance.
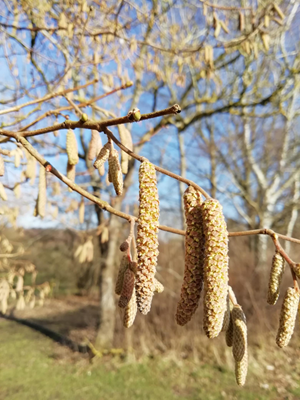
[0,318,300,400]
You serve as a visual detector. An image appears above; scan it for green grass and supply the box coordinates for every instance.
[0,319,298,400]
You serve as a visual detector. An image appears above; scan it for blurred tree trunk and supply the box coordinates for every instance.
[95,209,122,349]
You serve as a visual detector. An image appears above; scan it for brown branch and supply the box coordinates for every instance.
[0,104,181,138]
[228,229,300,245]
[199,0,252,11]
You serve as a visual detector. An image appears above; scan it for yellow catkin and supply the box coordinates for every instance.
[267,251,285,305]
[118,125,133,174]
[119,268,135,308]
[0,183,7,201]
[202,198,229,339]
[115,256,129,295]
[225,286,237,347]
[13,183,21,199]
[176,186,205,326]
[93,142,110,169]
[66,130,79,165]
[153,278,164,293]
[108,148,123,196]
[232,305,248,386]
[67,162,76,192]
[123,286,137,328]
[136,161,159,315]
[0,155,4,176]
[276,287,300,348]
[88,130,102,161]
[79,198,85,224]
[222,294,230,332]
[37,166,46,218]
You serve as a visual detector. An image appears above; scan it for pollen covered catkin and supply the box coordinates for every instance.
[0,182,7,201]
[276,287,300,348]
[66,130,79,165]
[115,255,129,295]
[119,268,135,308]
[267,251,285,305]
[118,125,133,174]
[232,305,248,386]
[67,162,76,192]
[202,198,229,339]
[153,278,164,293]
[123,286,137,328]
[93,142,110,169]
[136,161,159,315]
[108,148,123,196]
[0,155,4,176]
[176,186,205,326]
[37,166,46,218]
[88,130,102,160]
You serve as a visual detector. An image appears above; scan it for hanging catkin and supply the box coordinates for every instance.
[267,251,285,305]
[136,161,159,315]
[119,268,135,308]
[0,155,4,176]
[232,305,248,386]
[118,125,133,174]
[108,148,123,196]
[221,293,230,332]
[225,286,237,347]
[0,183,7,201]
[154,278,164,293]
[276,287,300,348]
[123,286,137,328]
[66,130,79,165]
[93,142,110,169]
[37,166,46,218]
[176,186,205,326]
[202,198,229,339]
[88,130,102,160]
[67,162,76,192]
[79,198,85,224]
[115,255,129,295]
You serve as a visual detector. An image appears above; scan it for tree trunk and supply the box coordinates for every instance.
[95,212,122,349]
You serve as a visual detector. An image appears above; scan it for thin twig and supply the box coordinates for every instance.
[0,79,98,116]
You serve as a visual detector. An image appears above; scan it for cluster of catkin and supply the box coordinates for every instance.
[89,128,132,196]
[175,187,249,385]
[115,160,164,327]
[267,251,300,348]
[176,190,229,338]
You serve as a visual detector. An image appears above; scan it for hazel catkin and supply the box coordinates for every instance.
[267,251,285,305]
[0,155,4,176]
[135,161,159,315]
[66,130,79,165]
[276,287,300,348]
[123,286,137,328]
[115,256,129,295]
[37,166,46,218]
[232,305,248,386]
[88,130,102,161]
[108,148,123,196]
[93,142,110,170]
[119,268,135,308]
[176,186,205,326]
[202,198,229,339]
